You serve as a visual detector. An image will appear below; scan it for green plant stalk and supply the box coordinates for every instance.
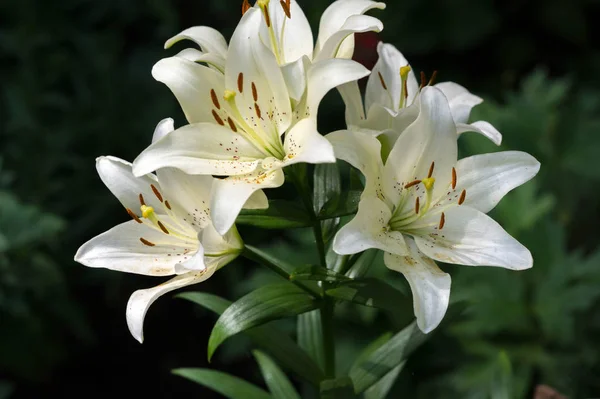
[320,294,336,379]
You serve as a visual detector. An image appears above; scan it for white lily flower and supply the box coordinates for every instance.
[329,86,540,333]
[133,6,371,235]
[74,153,243,343]
[340,42,503,147]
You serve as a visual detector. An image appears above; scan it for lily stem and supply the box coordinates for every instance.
[320,294,336,379]
[242,245,319,297]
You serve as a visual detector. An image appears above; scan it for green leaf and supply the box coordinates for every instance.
[253,350,301,399]
[237,200,311,229]
[208,282,319,361]
[320,377,357,399]
[349,321,428,393]
[344,249,379,279]
[318,190,361,220]
[297,309,325,371]
[177,292,325,385]
[313,163,342,242]
[173,368,272,399]
[244,244,297,275]
[290,265,351,284]
[363,365,402,399]
[325,278,406,312]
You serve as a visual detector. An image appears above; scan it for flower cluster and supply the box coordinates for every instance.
[75,0,539,341]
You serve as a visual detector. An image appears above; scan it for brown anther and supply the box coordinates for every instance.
[150,184,163,202]
[458,189,466,205]
[165,200,172,210]
[429,70,438,85]
[254,103,262,119]
[227,117,237,132]
[262,4,272,27]
[428,161,435,178]
[212,110,225,125]
[242,0,251,15]
[451,167,457,189]
[139,193,146,206]
[210,89,220,109]
[404,179,422,189]
[403,79,408,100]
[251,82,258,101]
[415,197,420,214]
[237,72,244,93]
[127,208,142,223]
[420,71,426,88]
[438,212,446,230]
[140,237,155,247]
[157,220,170,234]
[378,71,388,90]
[280,0,291,18]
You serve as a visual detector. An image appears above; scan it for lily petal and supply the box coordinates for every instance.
[338,81,366,127]
[165,26,228,59]
[413,206,533,270]
[283,118,336,166]
[326,129,383,197]
[152,56,226,124]
[226,8,292,135]
[96,156,163,212]
[210,168,285,235]
[315,0,385,58]
[304,58,370,120]
[383,86,458,205]
[132,123,264,177]
[151,118,175,143]
[366,43,419,112]
[262,0,314,64]
[315,15,383,62]
[333,196,408,255]
[243,189,269,210]
[174,48,226,72]
[453,151,541,213]
[126,269,216,343]
[456,121,503,146]
[282,56,309,103]
[384,240,451,333]
[434,82,482,124]
[74,221,198,276]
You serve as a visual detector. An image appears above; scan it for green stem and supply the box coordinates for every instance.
[320,295,335,379]
[242,245,320,297]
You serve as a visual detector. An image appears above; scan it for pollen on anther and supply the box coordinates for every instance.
[420,71,426,88]
[429,70,438,85]
[458,189,466,205]
[150,184,163,202]
[404,179,421,189]
[127,208,142,223]
[280,0,291,18]
[439,212,446,230]
[210,89,220,109]
[157,221,170,234]
[378,71,388,90]
[212,110,225,125]
[227,117,238,132]
[403,80,408,100]
[140,237,155,247]
[139,193,146,206]
[260,2,272,27]
[165,200,172,210]
[237,72,244,93]
[428,161,435,178]
[251,82,258,101]
[451,167,457,189]
[241,0,251,15]
[415,197,420,214]
[254,103,262,119]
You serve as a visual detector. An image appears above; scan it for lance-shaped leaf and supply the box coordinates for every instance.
[290,265,351,284]
[173,368,272,399]
[237,200,312,229]
[208,282,319,361]
[313,163,342,242]
[325,278,406,312]
[253,350,301,399]
[363,365,402,399]
[318,190,362,220]
[177,292,325,385]
[320,377,357,399]
[297,309,325,371]
[349,321,428,393]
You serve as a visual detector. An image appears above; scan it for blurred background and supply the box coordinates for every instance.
[1,0,599,397]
